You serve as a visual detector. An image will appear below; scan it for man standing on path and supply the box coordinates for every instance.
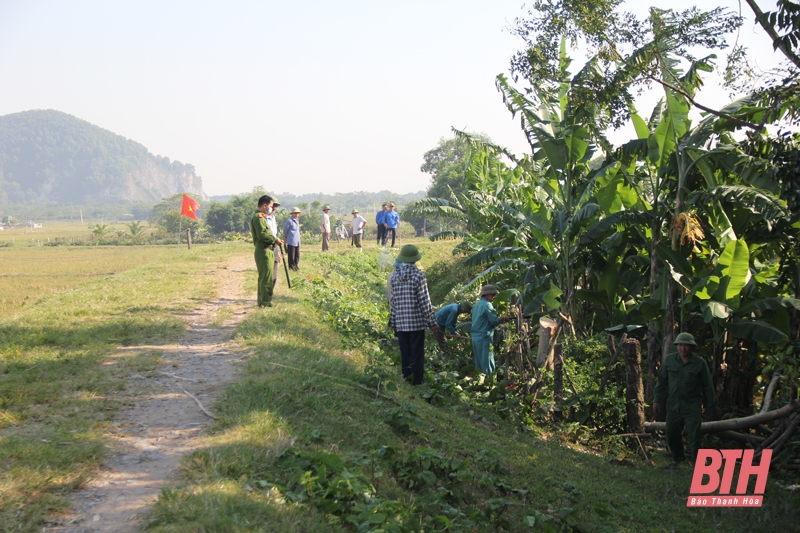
[388,244,439,385]
[653,332,717,469]
[250,195,283,308]
[321,205,332,252]
[383,202,400,247]
[434,301,472,354]
[376,203,388,246]
[471,285,510,374]
[283,207,302,270]
[351,209,367,252]
[265,198,282,289]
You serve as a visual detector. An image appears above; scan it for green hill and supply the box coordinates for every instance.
[0,109,206,205]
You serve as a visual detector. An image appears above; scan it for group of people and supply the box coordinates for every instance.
[375,202,400,247]
[319,203,399,252]
[386,244,511,384]
[385,242,715,471]
[251,196,403,306]
[254,195,714,470]
[249,195,305,307]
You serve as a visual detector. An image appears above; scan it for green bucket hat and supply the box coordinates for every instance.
[674,332,697,346]
[460,301,473,313]
[396,244,422,263]
[290,207,302,214]
[480,285,499,296]
[322,205,331,211]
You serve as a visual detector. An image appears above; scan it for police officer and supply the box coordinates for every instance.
[250,195,284,307]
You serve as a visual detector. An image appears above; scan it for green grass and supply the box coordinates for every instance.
[0,242,246,532]
[144,240,800,533]
[0,221,133,247]
[0,245,187,317]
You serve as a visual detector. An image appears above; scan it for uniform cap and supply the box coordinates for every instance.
[396,244,422,263]
[480,285,499,296]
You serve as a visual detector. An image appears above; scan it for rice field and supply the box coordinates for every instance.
[0,245,187,317]
[0,221,135,247]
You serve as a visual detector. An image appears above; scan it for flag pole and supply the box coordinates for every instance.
[178,217,182,248]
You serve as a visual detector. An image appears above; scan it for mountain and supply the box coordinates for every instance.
[0,110,206,205]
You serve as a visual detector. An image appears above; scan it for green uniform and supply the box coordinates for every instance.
[654,351,716,463]
[471,298,501,373]
[250,211,277,307]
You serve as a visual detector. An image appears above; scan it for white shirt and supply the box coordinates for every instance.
[266,213,278,237]
[351,215,366,234]
[321,212,330,233]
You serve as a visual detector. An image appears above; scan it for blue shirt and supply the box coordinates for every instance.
[283,217,301,246]
[436,303,461,334]
[376,210,387,225]
[385,210,400,228]
[471,298,501,341]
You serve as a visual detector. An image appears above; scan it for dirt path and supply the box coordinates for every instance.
[48,254,255,533]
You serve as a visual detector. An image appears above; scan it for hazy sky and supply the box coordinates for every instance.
[0,1,783,196]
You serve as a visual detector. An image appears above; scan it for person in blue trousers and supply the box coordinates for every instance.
[471,285,510,374]
[383,202,400,247]
[376,203,388,245]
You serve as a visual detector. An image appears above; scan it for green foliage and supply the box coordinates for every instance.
[149,193,203,235]
[381,404,422,433]
[422,134,495,201]
[424,259,481,306]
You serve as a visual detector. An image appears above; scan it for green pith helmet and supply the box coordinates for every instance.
[396,244,422,263]
[674,332,697,346]
[480,284,499,296]
[322,205,331,211]
[290,207,301,214]
[460,301,473,313]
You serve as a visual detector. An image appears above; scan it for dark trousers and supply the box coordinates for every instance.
[286,245,300,270]
[397,330,425,385]
[376,225,385,245]
[384,227,396,247]
[666,410,702,463]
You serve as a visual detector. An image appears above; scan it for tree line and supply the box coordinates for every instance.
[409,2,800,443]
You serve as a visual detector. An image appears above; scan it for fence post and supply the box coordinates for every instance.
[553,343,563,421]
[624,338,645,433]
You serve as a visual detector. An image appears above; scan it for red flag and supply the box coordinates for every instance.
[181,194,200,220]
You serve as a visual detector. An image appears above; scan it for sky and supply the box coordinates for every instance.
[0,1,785,197]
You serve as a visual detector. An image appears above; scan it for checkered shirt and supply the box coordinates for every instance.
[388,263,436,332]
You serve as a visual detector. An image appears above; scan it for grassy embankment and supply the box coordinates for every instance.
[0,241,247,532]
[145,239,800,533]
